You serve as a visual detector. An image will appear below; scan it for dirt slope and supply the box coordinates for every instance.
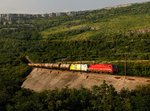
[22,68,150,92]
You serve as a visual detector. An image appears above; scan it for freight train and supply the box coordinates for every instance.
[28,63,118,74]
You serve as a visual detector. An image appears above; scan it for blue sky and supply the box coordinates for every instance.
[0,0,150,14]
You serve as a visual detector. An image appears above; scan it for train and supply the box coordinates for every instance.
[28,63,118,74]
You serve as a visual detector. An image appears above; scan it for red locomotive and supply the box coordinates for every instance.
[88,64,118,74]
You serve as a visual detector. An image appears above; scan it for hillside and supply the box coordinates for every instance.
[36,2,150,41]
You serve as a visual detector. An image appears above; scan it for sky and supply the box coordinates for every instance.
[0,0,150,14]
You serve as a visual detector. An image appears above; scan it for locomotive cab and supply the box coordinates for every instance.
[112,65,118,73]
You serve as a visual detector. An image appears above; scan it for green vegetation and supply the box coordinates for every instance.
[0,2,150,111]
[1,81,150,111]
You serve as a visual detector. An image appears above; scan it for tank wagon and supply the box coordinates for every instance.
[70,64,88,71]
[60,64,71,70]
[28,63,118,74]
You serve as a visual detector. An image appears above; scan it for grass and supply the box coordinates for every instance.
[39,14,150,41]
[90,14,150,33]
[41,24,87,38]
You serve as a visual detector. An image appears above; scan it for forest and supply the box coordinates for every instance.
[0,2,150,111]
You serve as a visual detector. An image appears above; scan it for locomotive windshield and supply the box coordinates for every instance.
[113,65,118,72]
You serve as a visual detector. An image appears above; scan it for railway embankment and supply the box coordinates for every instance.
[22,68,150,92]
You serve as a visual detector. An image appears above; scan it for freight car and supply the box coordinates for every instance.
[70,64,88,71]
[60,64,70,70]
[28,63,118,74]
